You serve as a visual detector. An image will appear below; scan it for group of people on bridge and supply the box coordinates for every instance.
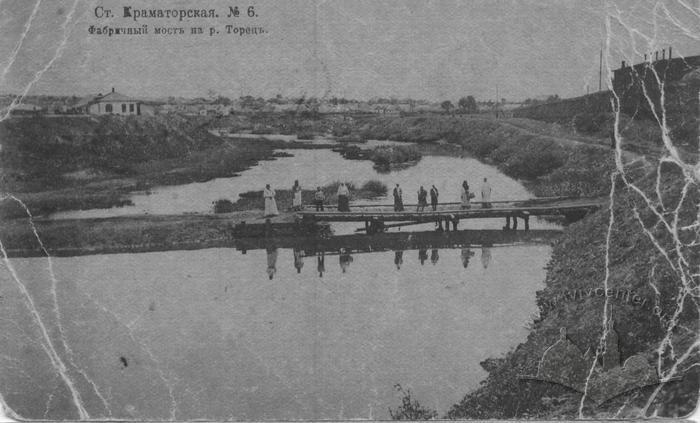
[383,177,494,212]
[262,178,494,217]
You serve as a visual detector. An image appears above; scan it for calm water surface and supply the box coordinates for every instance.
[1,243,550,420]
[52,146,539,219]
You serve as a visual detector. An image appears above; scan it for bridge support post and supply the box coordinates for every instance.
[364,220,369,233]
[524,215,530,231]
[452,218,459,231]
[512,215,518,230]
[264,218,273,237]
[436,218,443,232]
[504,216,511,230]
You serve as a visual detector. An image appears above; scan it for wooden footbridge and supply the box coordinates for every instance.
[298,196,605,233]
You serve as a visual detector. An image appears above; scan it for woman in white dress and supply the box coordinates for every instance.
[263,184,279,217]
[292,180,302,211]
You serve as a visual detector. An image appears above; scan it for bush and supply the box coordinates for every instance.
[212,198,235,213]
[500,147,566,178]
[296,131,315,140]
[360,180,388,196]
[369,145,422,166]
[389,384,438,420]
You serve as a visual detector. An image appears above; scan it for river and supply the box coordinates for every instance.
[1,141,557,419]
[2,242,550,420]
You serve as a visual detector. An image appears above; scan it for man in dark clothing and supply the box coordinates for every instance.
[314,187,325,211]
[393,184,404,212]
[430,185,439,211]
[417,186,428,211]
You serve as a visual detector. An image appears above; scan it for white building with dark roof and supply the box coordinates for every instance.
[87,88,142,115]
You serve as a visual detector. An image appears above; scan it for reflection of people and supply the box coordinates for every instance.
[394,250,404,270]
[430,249,439,265]
[314,187,325,211]
[417,186,428,211]
[337,183,351,212]
[461,180,472,209]
[339,248,353,273]
[480,178,492,208]
[461,248,475,269]
[393,184,404,211]
[264,184,279,217]
[418,248,428,265]
[293,248,304,273]
[481,246,492,269]
[266,246,278,279]
[292,180,303,211]
[430,185,439,211]
[317,251,325,277]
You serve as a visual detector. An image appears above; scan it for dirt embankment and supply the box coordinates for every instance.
[444,162,698,419]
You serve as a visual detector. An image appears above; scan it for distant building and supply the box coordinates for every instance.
[9,103,45,115]
[70,88,143,115]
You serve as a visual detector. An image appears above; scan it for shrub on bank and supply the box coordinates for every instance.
[212,198,235,213]
[296,131,315,140]
[360,180,388,196]
[369,145,422,166]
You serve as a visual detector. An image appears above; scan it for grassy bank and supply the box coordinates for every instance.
[360,115,615,197]
[0,115,283,218]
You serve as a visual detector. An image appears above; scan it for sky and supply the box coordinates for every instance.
[0,0,698,102]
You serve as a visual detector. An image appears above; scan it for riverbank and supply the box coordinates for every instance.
[359,115,618,197]
[442,159,698,418]
[0,209,332,257]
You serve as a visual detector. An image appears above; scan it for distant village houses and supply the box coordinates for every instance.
[9,103,45,115]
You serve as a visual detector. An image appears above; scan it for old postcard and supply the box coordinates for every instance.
[0,0,698,421]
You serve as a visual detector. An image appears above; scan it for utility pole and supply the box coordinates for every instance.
[598,44,603,92]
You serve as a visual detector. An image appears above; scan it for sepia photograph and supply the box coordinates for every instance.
[0,0,698,420]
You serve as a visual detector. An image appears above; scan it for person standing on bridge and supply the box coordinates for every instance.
[461,180,472,209]
[263,184,279,217]
[393,184,404,211]
[430,185,439,211]
[292,180,302,211]
[417,186,428,211]
[314,186,325,211]
[337,182,350,212]
[480,178,492,208]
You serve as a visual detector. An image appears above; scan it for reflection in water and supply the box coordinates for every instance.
[418,248,428,266]
[394,251,404,270]
[481,246,492,269]
[339,248,353,273]
[293,248,304,273]
[253,245,508,276]
[431,249,439,265]
[266,246,278,280]
[317,251,325,277]
[461,248,475,269]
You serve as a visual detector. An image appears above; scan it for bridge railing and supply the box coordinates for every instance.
[299,195,580,213]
